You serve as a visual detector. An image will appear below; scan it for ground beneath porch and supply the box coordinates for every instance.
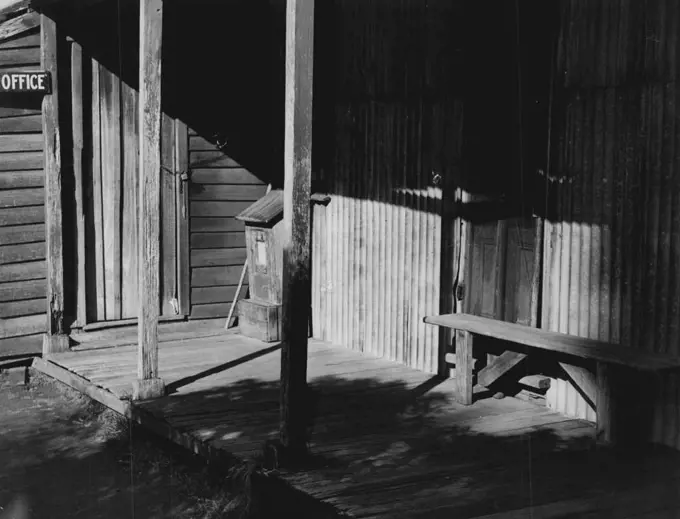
[31,320,680,518]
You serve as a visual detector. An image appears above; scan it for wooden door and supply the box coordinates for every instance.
[465,217,536,326]
[85,62,188,324]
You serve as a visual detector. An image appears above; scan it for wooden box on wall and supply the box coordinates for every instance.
[235,189,331,343]
[236,190,285,342]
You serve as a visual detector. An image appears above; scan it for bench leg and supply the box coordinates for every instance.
[455,330,474,405]
[596,362,654,448]
[596,362,615,445]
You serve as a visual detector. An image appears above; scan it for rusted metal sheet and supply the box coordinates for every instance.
[543,0,680,449]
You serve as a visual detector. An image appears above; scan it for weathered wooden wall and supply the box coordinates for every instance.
[84,58,184,323]
[543,0,680,448]
[56,0,274,325]
[187,130,267,320]
[0,27,45,353]
[310,0,464,373]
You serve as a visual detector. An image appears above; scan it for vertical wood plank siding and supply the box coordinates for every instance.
[310,0,463,373]
[544,0,680,448]
[0,29,46,350]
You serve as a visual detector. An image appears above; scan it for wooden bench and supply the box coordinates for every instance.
[424,313,680,446]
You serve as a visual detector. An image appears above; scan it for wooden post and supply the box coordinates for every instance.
[455,330,474,405]
[279,0,315,458]
[41,14,69,356]
[596,362,653,448]
[133,0,165,401]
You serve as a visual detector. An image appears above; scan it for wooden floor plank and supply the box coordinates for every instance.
[38,321,680,519]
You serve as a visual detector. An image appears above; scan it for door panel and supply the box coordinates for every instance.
[468,222,500,319]
[85,61,184,324]
[503,219,536,326]
[466,217,536,326]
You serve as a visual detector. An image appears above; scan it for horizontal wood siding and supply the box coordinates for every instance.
[188,131,267,319]
[543,0,680,448]
[310,0,463,373]
[0,29,45,350]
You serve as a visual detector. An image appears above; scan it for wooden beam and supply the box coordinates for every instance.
[477,350,527,388]
[279,0,315,458]
[561,362,596,408]
[133,0,165,401]
[454,330,474,405]
[0,10,37,42]
[40,13,68,356]
[71,40,86,328]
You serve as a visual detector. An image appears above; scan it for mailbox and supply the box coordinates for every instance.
[236,189,286,342]
[235,189,331,342]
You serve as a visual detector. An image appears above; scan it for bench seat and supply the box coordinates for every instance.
[424,312,680,447]
[425,313,680,371]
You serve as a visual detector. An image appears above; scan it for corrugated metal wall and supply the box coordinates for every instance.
[310,0,463,373]
[543,0,680,448]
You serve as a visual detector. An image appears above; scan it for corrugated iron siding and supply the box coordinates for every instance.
[544,0,680,448]
[310,0,463,373]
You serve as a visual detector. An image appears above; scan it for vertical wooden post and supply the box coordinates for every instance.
[41,14,69,356]
[596,362,653,448]
[455,330,474,405]
[279,0,315,457]
[71,40,87,328]
[133,0,165,401]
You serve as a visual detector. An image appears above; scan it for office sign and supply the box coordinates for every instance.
[0,71,51,94]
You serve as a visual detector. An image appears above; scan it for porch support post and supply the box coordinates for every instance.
[133,0,165,401]
[279,0,315,458]
[41,13,69,356]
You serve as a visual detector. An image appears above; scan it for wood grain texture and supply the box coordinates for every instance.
[0,31,39,50]
[175,120,190,315]
[190,168,264,185]
[0,259,44,282]
[137,0,164,387]
[71,40,86,327]
[121,75,139,320]
[0,11,39,43]
[0,187,43,207]
[40,13,65,348]
[0,133,42,151]
[0,223,44,245]
[0,278,45,302]
[0,242,44,265]
[100,65,122,320]
[38,326,677,519]
[0,46,40,66]
[190,247,247,267]
[0,170,44,189]
[0,205,43,226]
[191,265,242,287]
[279,0,315,455]
[0,151,42,170]
[90,58,105,321]
[1,313,44,339]
[160,114,176,316]
[0,114,42,133]
[454,329,474,405]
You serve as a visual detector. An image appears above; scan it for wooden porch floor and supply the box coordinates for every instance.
[35,321,680,518]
